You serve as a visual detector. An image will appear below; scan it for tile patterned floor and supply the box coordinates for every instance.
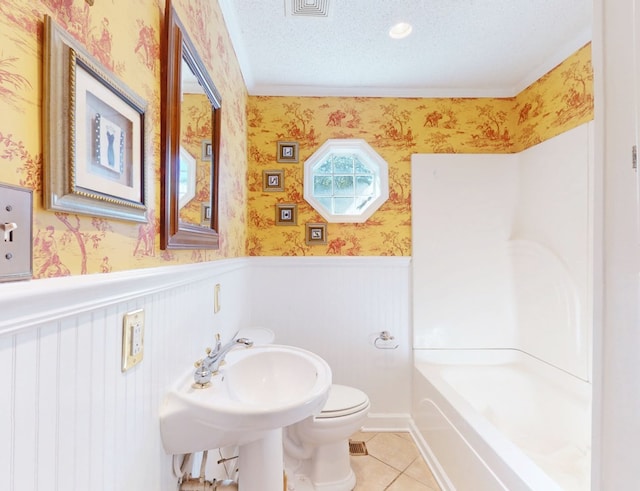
[350,431,441,491]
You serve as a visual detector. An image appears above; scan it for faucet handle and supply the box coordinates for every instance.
[205,347,212,355]
[192,359,212,389]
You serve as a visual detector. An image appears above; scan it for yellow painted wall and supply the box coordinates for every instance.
[246,43,593,256]
[0,0,592,275]
[0,0,248,277]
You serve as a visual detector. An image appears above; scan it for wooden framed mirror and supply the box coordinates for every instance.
[161,1,221,249]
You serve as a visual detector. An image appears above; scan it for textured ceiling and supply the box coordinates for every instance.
[219,0,592,98]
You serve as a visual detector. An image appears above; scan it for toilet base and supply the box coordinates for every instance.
[284,384,369,491]
[287,473,315,491]
[288,470,355,491]
[313,470,355,491]
[285,438,357,491]
[309,439,356,491]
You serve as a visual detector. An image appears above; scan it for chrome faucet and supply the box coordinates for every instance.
[205,333,254,373]
[193,333,253,388]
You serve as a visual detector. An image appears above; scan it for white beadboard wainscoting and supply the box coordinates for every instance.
[0,256,411,491]
[247,257,413,427]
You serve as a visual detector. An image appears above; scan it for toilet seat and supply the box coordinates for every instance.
[317,384,369,419]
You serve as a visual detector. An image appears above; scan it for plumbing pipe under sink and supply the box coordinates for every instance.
[177,450,238,491]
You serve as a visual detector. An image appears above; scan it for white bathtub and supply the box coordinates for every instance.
[411,349,591,491]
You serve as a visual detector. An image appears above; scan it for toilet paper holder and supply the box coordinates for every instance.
[374,331,399,350]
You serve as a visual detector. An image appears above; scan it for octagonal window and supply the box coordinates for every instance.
[303,139,389,223]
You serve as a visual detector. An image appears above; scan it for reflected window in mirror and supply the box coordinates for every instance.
[178,146,196,210]
[161,1,222,250]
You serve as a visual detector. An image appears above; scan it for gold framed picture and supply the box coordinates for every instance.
[277,141,299,163]
[201,202,211,226]
[201,139,212,161]
[305,222,327,245]
[262,169,284,192]
[275,203,297,226]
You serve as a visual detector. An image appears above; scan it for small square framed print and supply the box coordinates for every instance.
[262,169,284,192]
[277,141,299,163]
[201,202,211,226]
[305,222,327,245]
[275,203,297,226]
[201,140,212,161]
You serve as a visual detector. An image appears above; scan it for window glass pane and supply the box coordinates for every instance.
[179,166,189,197]
[355,175,374,196]
[334,197,355,214]
[333,154,354,173]
[313,176,333,196]
[355,196,373,211]
[354,156,372,174]
[315,158,333,174]
[333,175,354,196]
[317,196,333,213]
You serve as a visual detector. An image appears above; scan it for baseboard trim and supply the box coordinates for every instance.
[362,413,413,432]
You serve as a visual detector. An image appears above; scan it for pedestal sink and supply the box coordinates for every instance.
[159,344,332,491]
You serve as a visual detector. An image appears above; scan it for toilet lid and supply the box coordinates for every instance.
[318,384,369,419]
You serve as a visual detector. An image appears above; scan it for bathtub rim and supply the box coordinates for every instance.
[411,348,592,491]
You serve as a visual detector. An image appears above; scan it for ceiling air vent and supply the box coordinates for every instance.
[287,0,330,17]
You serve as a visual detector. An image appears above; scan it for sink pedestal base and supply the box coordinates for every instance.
[238,429,284,491]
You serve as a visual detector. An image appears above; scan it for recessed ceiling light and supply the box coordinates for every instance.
[389,22,412,40]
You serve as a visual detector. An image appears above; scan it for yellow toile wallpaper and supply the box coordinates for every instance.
[246,43,593,256]
[0,0,592,277]
[0,0,248,277]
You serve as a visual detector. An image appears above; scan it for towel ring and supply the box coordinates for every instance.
[374,330,399,350]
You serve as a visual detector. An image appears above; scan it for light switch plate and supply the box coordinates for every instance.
[122,309,144,372]
[214,283,221,313]
[0,183,32,282]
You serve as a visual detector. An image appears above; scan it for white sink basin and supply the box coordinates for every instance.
[159,344,332,454]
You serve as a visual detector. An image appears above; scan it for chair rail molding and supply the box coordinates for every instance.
[0,258,250,336]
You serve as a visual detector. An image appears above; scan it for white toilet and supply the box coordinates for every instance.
[284,384,370,491]
[236,328,370,491]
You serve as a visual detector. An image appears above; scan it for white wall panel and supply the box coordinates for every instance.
[411,154,519,350]
[57,317,77,491]
[515,123,592,379]
[0,257,407,490]
[0,334,14,491]
[36,324,59,489]
[247,257,412,419]
[88,313,106,489]
[74,313,93,489]
[412,124,593,380]
[13,328,38,490]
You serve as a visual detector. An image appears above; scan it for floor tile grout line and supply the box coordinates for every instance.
[351,431,441,491]
[383,472,403,490]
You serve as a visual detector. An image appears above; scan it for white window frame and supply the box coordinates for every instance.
[303,138,389,223]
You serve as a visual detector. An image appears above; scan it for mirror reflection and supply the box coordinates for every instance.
[178,146,196,209]
[179,58,212,225]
